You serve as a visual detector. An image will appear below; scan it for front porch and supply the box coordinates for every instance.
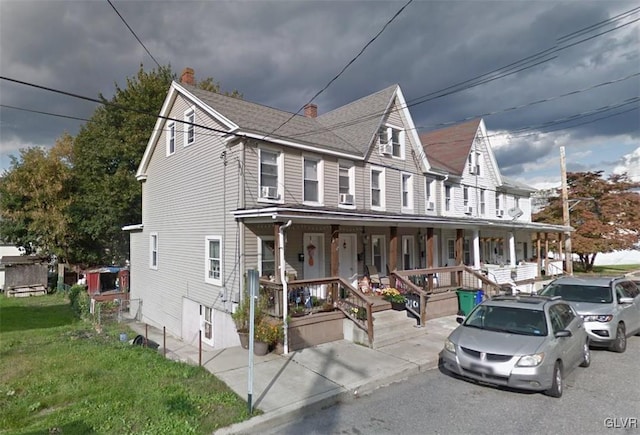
[258,263,553,352]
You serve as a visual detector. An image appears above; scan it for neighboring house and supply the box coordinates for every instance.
[125,68,568,349]
[0,244,23,291]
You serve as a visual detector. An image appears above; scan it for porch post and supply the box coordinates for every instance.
[426,228,434,291]
[473,229,481,269]
[330,225,339,303]
[558,233,564,273]
[536,232,542,276]
[544,233,549,275]
[389,226,397,288]
[456,229,464,286]
[274,223,282,284]
[508,232,516,266]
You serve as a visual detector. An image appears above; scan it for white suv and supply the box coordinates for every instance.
[539,276,640,352]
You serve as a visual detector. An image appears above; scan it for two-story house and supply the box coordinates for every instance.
[125,68,568,349]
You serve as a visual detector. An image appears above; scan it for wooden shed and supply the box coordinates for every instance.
[84,266,129,295]
[0,255,49,297]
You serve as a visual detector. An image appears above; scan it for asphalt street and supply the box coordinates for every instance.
[264,335,640,435]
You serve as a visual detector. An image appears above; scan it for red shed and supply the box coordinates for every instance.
[84,266,129,295]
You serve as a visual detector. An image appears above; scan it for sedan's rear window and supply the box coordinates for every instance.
[463,305,548,336]
[540,284,613,304]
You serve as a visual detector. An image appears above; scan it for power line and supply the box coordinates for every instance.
[287,11,640,139]
[264,0,414,139]
[106,0,162,69]
[0,104,92,123]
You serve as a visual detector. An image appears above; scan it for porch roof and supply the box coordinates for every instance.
[232,206,572,233]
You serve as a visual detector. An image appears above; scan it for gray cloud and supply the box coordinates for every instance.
[1,1,638,180]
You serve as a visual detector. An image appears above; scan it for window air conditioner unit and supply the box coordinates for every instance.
[426,201,435,211]
[339,193,354,205]
[261,186,278,199]
[469,166,476,175]
[380,142,392,155]
[464,206,473,214]
[496,209,504,217]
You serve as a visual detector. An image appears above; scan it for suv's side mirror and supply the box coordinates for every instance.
[554,330,572,338]
[618,297,634,305]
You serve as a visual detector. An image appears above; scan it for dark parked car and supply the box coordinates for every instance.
[441,295,590,398]
[538,276,640,352]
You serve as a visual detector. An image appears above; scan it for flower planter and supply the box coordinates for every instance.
[391,301,406,311]
[237,331,249,349]
[253,340,269,356]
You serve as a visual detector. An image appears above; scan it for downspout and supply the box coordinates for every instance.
[279,220,293,355]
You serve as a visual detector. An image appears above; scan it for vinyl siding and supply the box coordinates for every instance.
[132,94,240,343]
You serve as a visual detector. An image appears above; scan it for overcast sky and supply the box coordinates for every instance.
[1,0,638,189]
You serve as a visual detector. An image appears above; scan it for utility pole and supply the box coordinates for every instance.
[560,147,573,275]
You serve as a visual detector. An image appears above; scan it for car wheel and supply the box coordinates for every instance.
[545,361,563,398]
[609,323,626,353]
[579,340,591,367]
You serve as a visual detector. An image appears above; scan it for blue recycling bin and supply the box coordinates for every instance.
[474,290,485,305]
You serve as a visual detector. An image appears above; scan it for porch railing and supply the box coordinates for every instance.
[259,277,374,347]
[390,273,428,325]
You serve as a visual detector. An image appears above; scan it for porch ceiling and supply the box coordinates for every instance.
[232,206,572,233]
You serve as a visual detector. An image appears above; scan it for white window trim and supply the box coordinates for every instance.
[378,124,405,160]
[258,236,275,278]
[425,178,436,213]
[338,160,356,210]
[401,172,414,213]
[166,121,175,156]
[184,106,195,147]
[370,166,386,211]
[149,232,158,270]
[302,155,324,206]
[444,183,452,212]
[258,147,284,204]
[205,235,222,286]
[463,187,469,207]
[371,235,387,275]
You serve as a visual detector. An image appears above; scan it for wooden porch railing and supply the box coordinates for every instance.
[259,277,374,347]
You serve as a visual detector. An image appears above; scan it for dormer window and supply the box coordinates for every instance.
[378,125,404,158]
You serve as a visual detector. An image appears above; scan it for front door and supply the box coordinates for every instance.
[303,233,325,279]
[200,306,213,346]
[339,233,357,285]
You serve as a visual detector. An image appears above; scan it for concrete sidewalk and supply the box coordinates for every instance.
[126,314,459,434]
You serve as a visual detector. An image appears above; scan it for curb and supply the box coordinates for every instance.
[214,356,443,434]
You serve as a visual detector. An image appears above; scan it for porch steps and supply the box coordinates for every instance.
[372,309,425,349]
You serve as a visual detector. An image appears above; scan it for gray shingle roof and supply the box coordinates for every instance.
[316,84,399,156]
[182,84,373,156]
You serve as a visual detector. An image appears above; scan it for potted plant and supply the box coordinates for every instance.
[232,291,265,349]
[290,305,307,317]
[254,319,283,356]
[381,288,407,311]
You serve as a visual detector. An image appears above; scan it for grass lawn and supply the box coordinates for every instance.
[575,263,640,275]
[0,293,251,434]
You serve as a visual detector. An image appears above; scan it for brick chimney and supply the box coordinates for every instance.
[180,67,195,85]
[304,103,318,118]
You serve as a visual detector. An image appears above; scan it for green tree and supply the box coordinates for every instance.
[534,171,640,271]
[0,133,75,260]
[69,64,241,265]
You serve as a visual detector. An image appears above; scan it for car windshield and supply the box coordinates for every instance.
[540,284,613,304]
[463,305,548,336]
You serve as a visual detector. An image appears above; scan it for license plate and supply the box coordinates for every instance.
[470,363,493,374]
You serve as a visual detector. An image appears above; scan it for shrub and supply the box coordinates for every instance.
[68,284,91,319]
[231,291,266,332]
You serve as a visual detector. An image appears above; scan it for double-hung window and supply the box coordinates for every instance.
[167,122,175,155]
[445,184,452,212]
[184,108,195,146]
[258,237,275,278]
[149,233,158,269]
[303,157,322,204]
[370,167,385,210]
[371,235,386,274]
[425,178,435,211]
[468,151,481,175]
[480,189,486,215]
[259,149,281,200]
[378,125,404,159]
[338,161,355,206]
[205,236,222,285]
[401,173,413,211]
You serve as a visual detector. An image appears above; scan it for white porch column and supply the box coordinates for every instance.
[473,229,481,269]
[508,232,516,266]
